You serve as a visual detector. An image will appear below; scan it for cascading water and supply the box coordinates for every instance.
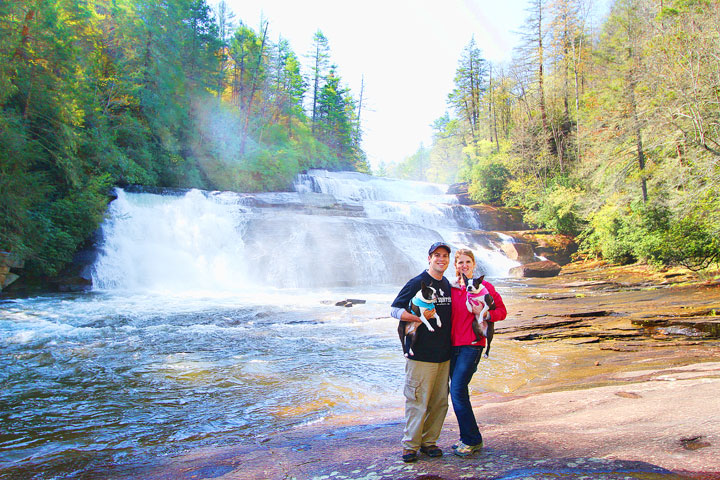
[293,170,518,278]
[91,170,517,292]
[0,171,527,479]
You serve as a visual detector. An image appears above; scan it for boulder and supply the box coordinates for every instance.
[334,298,367,307]
[0,251,24,269]
[510,231,578,265]
[1,273,19,289]
[49,245,99,292]
[501,242,536,263]
[509,260,562,278]
[447,182,474,205]
[1,251,24,292]
[471,205,528,231]
[446,184,528,230]
[447,182,469,195]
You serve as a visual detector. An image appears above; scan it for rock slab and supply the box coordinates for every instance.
[509,259,562,277]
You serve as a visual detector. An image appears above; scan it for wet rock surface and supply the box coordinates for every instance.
[509,260,562,278]
[118,261,720,480]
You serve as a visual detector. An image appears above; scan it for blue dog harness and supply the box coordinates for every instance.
[412,297,435,310]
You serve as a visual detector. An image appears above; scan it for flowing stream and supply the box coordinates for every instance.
[0,170,551,479]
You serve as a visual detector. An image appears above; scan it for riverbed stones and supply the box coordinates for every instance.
[334,298,367,307]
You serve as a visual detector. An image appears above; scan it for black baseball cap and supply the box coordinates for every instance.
[428,242,451,255]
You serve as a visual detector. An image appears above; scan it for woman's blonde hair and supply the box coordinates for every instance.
[454,248,476,265]
[454,248,476,282]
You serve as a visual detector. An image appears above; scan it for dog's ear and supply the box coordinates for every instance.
[462,273,469,285]
[477,275,485,284]
[420,281,427,289]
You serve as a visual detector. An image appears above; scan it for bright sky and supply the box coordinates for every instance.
[219,0,608,171]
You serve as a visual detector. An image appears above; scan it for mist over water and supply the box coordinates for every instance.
[0,171,529,478]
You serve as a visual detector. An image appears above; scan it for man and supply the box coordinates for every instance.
[390,241,453,462]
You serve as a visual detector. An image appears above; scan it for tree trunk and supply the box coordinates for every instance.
[489,65,500,151]
[573,37,581,162]
[628,66,648,203]
[13,9,35,60]
[240,21,269,154]
[356,74,364,145]
[537,4,550,143]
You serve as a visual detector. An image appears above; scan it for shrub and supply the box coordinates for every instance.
[582,202,637,264]
[468,162,510,205]
[530,185,585,236]
[656,215,720,271]
[582,200,720,270]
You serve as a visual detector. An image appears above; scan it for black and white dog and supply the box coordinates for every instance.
[463,274,496,357]
[398,281,441,357]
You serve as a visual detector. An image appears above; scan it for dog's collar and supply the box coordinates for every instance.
[412,297,436,309]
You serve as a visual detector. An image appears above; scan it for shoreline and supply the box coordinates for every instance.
[113,261,720,479]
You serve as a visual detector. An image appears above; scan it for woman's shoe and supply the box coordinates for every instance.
[453,440,483,456]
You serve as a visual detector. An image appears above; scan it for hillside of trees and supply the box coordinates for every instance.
[0,0,367,278]
[388,0,720,271]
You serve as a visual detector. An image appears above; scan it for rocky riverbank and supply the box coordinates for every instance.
[108,260,720,480]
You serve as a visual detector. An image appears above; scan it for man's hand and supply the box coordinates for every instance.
[423,308,436,320]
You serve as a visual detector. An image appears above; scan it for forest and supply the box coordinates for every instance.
[1,0,718,282]
[388,0,720,272]
[0,0,367,278]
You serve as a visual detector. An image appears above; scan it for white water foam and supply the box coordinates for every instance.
[90,171,518,294]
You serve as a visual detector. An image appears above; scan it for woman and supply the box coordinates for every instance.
[449,248,507,456]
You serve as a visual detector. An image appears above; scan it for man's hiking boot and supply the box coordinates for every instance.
[420,445,443,457]
[402,449,418,462]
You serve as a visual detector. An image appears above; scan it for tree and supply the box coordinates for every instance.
[214,0,236,98]
[268,37,306,135]
[547,0,588,167]
[315,66,359,169]
[591,0,652,203]
[448,37,488,147]
[520,0,551,147]
[307,30,330,133]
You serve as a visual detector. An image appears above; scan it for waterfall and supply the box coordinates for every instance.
[91,171,518,292]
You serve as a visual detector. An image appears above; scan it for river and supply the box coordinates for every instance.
[0,171,546,479]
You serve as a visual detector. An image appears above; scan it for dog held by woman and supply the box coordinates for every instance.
[463,273,496,356]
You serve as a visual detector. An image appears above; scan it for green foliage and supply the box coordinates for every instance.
[643,214,720,271]
[26,175,113,277]
[461,140,511,204]
[0,0,366,280]
[467,162,510,205]
[448,37,488,144]
[580,201,720,270]
[390,146,431,181]
[528,184,584,236]
[582,202,640,264]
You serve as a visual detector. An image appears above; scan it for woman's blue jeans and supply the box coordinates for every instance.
[449,345,484,446]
